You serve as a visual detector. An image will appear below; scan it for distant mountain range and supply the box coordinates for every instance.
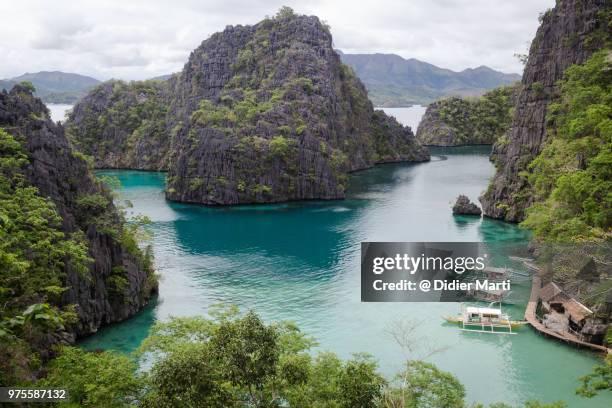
[0,71,100,103]
[338,52,521,106]
[0,55,520,107]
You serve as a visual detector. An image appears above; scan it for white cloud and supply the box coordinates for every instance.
[0,0,554,80]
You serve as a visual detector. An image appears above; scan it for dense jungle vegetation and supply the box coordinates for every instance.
[520,50,611,243]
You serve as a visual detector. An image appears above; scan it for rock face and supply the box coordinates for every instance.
[67,80,170,170]
[452,195,482,216]
[480,0,609,222]
[0,85,156,337]
[416,85,516,146]
[67,9,429,205]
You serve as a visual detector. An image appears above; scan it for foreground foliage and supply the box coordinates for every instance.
[0,128,89,384]
[36,307,572,407]
[0,121,156,385]
[43,347,141,407]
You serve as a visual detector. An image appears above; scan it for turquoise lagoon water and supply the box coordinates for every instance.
[80,131,610,406]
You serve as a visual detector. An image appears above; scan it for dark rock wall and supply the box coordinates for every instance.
[165,14,428,205]
[0,85,155,337]
[67,80,170,171]
[416,99,462,146]
[480,0,609,222]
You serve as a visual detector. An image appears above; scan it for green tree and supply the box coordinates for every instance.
[382,360,464,408]
[209,310,280,406]
[142,343,234,408]
[338,353,385,408]
[42,347,141,407]
[18,81,36,93]
[139,308,385,407]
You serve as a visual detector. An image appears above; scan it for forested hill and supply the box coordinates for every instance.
[339,52,520,106]
[0,71,100,103]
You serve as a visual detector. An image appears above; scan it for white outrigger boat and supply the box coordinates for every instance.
[443,302,528,334]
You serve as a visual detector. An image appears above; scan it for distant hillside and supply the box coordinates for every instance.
[0,71,100,103]
[149,74,174,81]
[339,52,521,106]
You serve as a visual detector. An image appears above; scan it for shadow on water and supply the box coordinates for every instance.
[169,201,357,274]
[452,214,482,229]
[79,297,158,353]
[168,161,425,274]
[428,145,493,156]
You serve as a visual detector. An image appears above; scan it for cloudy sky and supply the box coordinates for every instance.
[0,0,554,80]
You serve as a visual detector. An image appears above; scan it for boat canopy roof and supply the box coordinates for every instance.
[466,306,502,315]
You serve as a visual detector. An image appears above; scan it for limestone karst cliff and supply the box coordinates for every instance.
[67,79,170,170]
[0,85,156,340]
[480,0,610,222]
[67,9,429,205]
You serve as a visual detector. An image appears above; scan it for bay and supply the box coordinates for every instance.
[80,107,610,407]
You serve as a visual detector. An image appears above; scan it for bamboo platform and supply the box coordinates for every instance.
[525,274,610,354]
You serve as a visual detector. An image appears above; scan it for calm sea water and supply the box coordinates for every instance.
[378,106,427,132]
[47,103,73,123]
[80,108,610,406]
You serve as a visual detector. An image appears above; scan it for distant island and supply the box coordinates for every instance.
[416,84,517,146]
[0,71,100,103]
[338,52,520,107]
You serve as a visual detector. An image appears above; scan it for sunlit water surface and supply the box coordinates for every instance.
[80,107,610,407]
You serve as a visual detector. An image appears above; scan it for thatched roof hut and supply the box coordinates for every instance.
[540,282,593,325]
[563,298,593,324]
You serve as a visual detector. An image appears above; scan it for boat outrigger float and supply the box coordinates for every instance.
[443,302,528,334]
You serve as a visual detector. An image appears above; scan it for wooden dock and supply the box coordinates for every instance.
[525,274,610,354]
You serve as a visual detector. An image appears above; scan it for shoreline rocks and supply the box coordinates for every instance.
[452,195,482,216]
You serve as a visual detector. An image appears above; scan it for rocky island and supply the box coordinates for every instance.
[67,79,170,170]
[416,85,516,146]
[67,8,429,205]
[452,195,482,216]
